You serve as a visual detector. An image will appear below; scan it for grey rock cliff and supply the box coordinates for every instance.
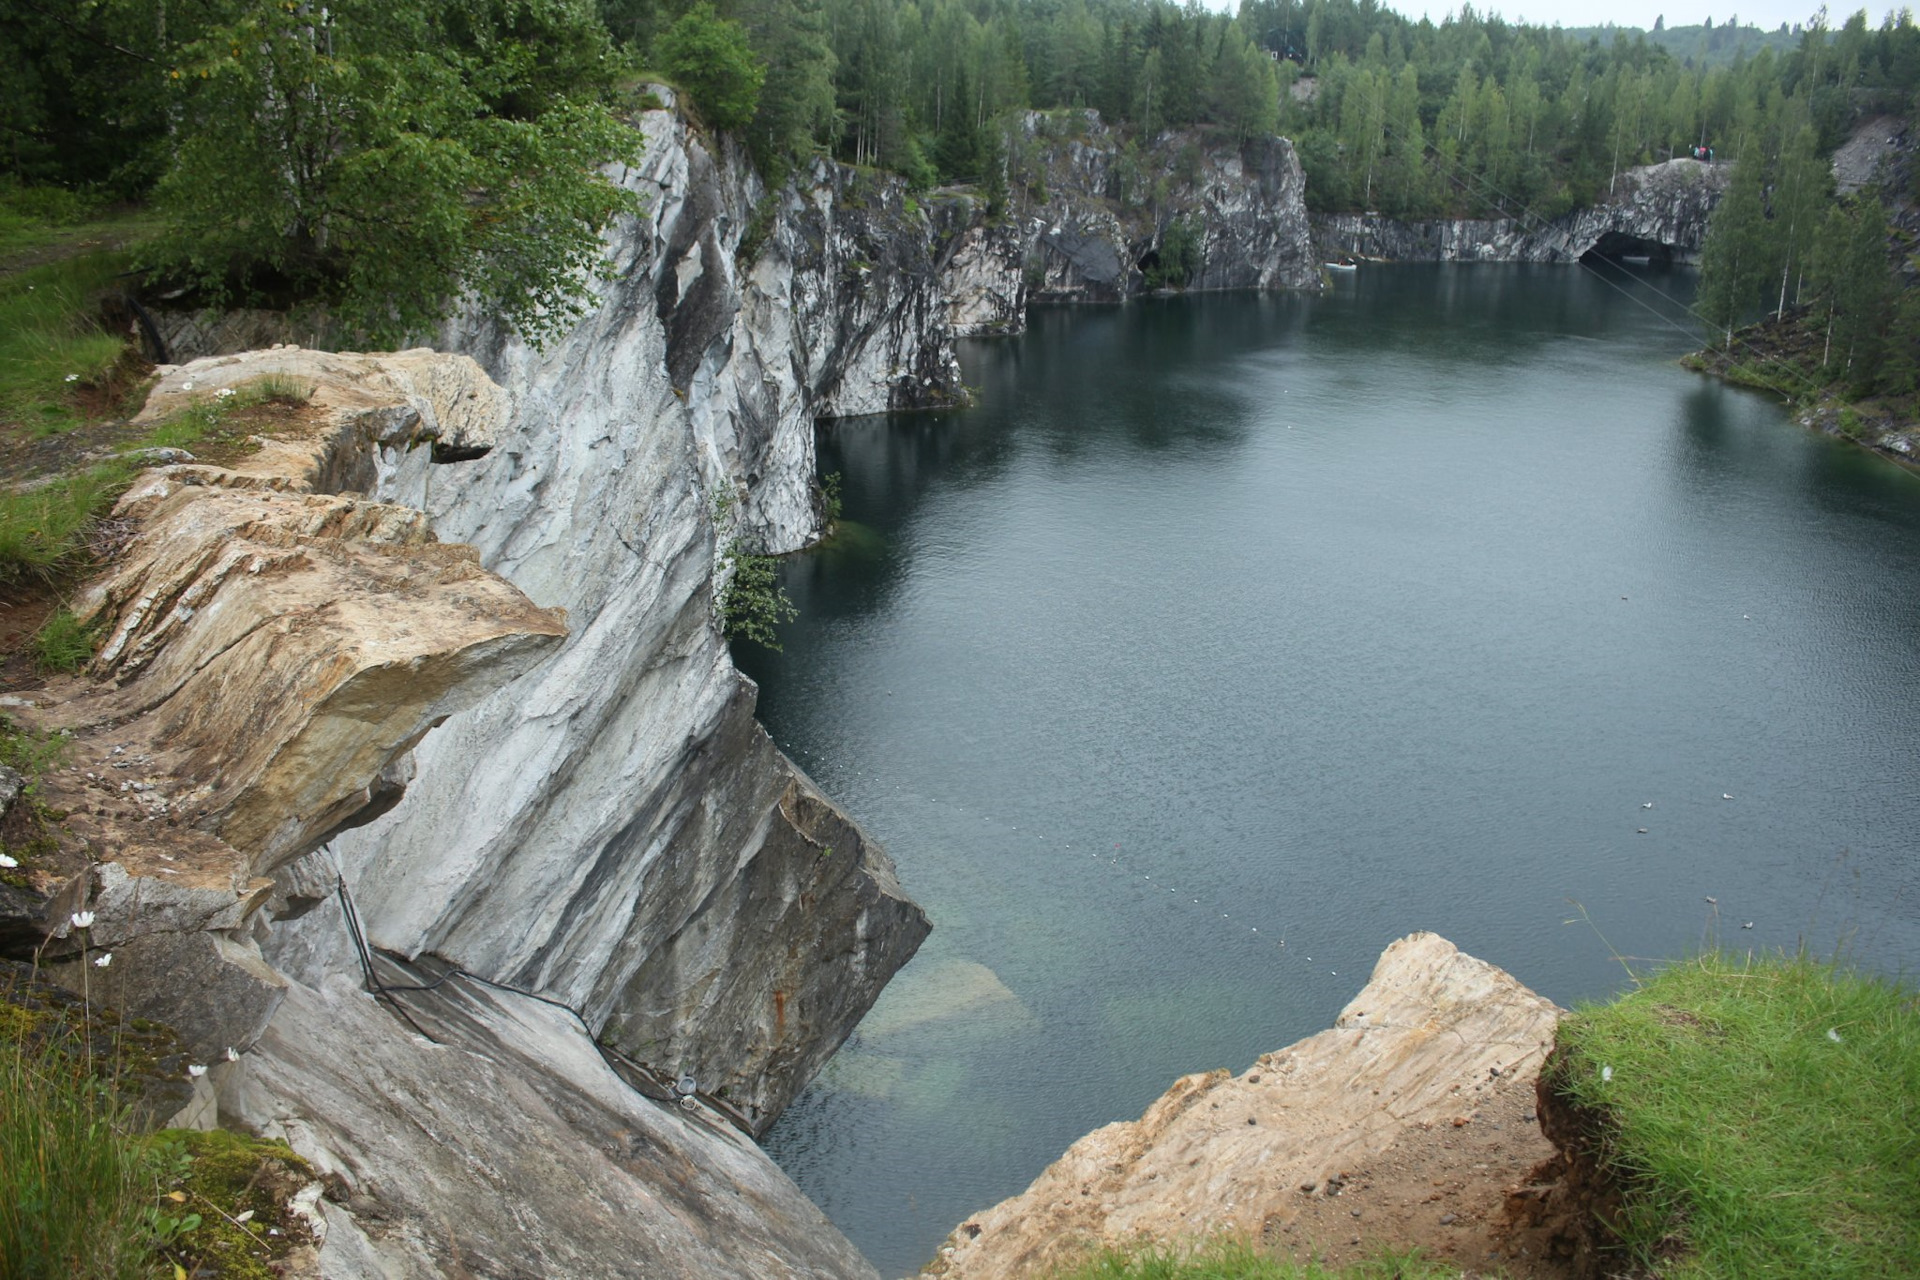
[271,95,937,1144]
[1313,157,1730,263]
[24,94,955,1279]
[940,111,1324,336]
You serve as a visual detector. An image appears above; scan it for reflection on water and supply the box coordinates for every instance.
[743,265,1920,1277]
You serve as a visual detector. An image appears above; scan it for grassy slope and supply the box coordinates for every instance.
[1553,952,1920,1279]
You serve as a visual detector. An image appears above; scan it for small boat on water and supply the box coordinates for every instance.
[1324,256,1359,272]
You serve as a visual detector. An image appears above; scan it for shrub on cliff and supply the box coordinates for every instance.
[142,0,640,347]
[656,4,766,133]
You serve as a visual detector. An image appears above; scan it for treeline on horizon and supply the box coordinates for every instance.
[3,0,1916,338]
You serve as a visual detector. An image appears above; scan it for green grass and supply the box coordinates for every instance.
[0,713,68,783]
[0,186,158,265]
[0,377,288,590]
[0,460,137,589]
[0,254,134,437]
[1553,951,1920,1279]
[0,996,157,1279]
[1044,1239,1460,1280]
[33,608,99,674]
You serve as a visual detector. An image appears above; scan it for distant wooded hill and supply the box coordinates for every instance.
[1566,19,1801,68]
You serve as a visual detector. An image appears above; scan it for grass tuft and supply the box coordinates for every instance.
[33,607,99,674]
[1044,1239,1460,1280]
[246,372,315,406]
[0,991,157,1279]
[1553,950,1920,1279]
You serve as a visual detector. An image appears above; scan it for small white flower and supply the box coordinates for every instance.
[187,1064,207,1078]
[214,387,235,399]
[64,373,80,383]
[1827,1027,1843,1043]
[94,953,112,968]
[0,854,17,869]
[70,910,95,929]
[180,381,195,392]
[1601,1065,1614,1083]
[225,1046,239,1062]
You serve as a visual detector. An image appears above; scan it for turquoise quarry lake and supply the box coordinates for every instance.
[739,265,1920,1276]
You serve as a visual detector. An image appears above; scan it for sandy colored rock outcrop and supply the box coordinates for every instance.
[925,933,1563,1279]
[16,349,567,1058]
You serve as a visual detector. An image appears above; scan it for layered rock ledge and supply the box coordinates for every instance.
[11,350,568,1061]
[925,933,1564,1279]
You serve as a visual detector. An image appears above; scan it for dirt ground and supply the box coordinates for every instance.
[1261,1066,1575,1279]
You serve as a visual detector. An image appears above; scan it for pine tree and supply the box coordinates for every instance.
[1696,153,1768,347]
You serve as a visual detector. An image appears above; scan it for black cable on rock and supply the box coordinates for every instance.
[328,870,757,1135]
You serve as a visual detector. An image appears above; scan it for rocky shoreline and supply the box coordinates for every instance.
[921,933,1575,1280]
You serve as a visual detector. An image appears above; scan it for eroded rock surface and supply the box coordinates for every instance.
[924,933,1563,1279]
[220,956,882,1280]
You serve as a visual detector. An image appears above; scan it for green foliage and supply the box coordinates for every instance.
[1552,951,1920,1279]
[1044,1238,1461,1279]
[143,0,640,347]
[736,0,837,177]
[151,1127,317,1280]
[737,194,781,267]
[33,609,97,675]
[0,2,175,197]
[1144,218,1200,289]
[0,715,68,790]
[819,470,844,525]
[1809,198,1897,390]
[1,968,319,1280]
[658,4,767,133]
[719,539,798,650]
[1696,155,1771,347]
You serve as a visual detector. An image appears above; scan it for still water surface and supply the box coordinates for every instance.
[740,265,1920,1276]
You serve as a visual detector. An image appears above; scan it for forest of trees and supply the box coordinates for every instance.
[4,0,1916,347]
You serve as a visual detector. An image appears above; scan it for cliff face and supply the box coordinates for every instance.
[940,111,1324,336]
[1314,157,1729,264]
[276,100,957,1146]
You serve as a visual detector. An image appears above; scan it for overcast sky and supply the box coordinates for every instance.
[1211,0,1870,35]
[1462,0,1837,31]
